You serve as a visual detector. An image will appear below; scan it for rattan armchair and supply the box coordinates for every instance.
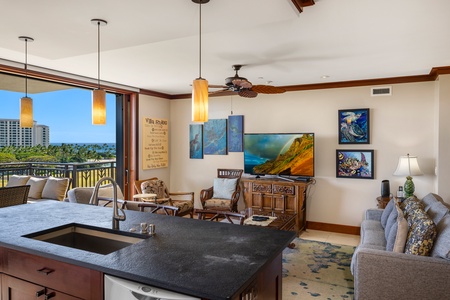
[199,169,243,212]
[0,185,30,208]
[134,178,194,218]
[137,202,180,216]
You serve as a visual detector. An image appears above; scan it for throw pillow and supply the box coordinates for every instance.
[212,178,238,200]
[422,193,444,211]
[26,177,48,199]
[386,203,409,252]
[430,214,450,260]
[381,199,395,229]
[426,201,449,226]
[384,204,399,241]
[401,196,423,219]
[42,177,70,201]
[6,175,30,187]
[404,206,437,256]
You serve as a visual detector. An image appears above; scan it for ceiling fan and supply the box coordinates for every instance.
[209,65,286,98]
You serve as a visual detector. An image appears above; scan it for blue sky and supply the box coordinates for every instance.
[0,88,116,143]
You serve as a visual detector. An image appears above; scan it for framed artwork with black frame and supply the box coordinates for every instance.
[338,108,370,144]
[336,149,374,179]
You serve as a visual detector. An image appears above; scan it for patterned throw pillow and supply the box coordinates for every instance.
[404,206,437,256]
[401,196,423,219]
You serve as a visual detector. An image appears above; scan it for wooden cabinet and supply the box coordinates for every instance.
[0,248,103,300]
[242,178,311,235]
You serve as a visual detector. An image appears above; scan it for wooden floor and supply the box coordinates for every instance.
[299,229,360,247]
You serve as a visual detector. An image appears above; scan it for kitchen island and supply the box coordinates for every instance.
[0,201,295,299]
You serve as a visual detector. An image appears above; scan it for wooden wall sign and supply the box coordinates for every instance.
[142,117,169,170]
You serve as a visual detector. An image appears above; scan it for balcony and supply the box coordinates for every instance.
[0,160,116,188]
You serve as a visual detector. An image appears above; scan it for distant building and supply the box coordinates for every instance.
[0,119,50,147]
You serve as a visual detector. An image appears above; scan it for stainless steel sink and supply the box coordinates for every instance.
[23,223,148,255]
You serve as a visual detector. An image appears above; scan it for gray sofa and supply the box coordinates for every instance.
[351,193,450,300]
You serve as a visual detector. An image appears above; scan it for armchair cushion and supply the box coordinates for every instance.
[204,199,232,209]
[212,178,238,200]
[26,177,47,199]
[6,175,31,187]
[42,176,70,201]
[141,180,166,199]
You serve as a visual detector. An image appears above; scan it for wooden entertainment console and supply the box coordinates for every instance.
[241,177,312,235]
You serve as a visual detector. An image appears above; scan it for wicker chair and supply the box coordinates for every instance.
[199,169,243,212]
[137,202,179,216]
[134,178,194,218]
[0,185,30,208]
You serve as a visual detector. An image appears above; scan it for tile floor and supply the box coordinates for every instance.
[299,229,360,247]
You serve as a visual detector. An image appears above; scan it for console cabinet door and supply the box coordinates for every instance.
[1,274,81,300]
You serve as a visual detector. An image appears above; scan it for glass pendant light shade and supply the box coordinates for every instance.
[20,96,33,128]
[192,78,209,122]
[91,19,107,125]
[92,89,106,125]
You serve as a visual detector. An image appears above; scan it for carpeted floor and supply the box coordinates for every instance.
[282,238,355,299]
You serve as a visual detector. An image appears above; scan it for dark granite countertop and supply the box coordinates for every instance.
[0,201,295,299]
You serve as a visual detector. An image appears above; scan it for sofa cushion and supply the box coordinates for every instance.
[386,203,409,252]
[360,220,386,247]
[6,175,31,187]
[422,193,444,211]
[426,201,449,226]
[430,214,450,260]
[385,205,399,241]
[404,206,437,256]
[26,177,48,199]
[42,176,70,201]
[212,178,238,200]
[381,199,395,229]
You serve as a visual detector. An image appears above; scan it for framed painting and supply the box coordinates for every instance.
[189,124,203,159]
[336,149,374,179]
[203,119,227,155]
[338,108,370,144]
[227,115,244,152]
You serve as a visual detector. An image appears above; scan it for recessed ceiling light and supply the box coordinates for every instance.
[321,75,330,79]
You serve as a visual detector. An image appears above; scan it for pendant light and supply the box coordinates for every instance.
[18,36,34,128]
[91,19,107,125]
[191,0,210,122]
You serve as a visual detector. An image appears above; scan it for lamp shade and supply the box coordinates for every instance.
[393,154,423,176]
[192,78,209,122]
[20,96,33,128]
[92,89,106,125]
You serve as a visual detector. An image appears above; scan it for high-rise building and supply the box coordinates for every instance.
[0,119,50,147]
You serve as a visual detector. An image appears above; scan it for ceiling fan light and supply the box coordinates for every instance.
[92,88,106,125]
[20,96,33,128]
[192,78,209,122]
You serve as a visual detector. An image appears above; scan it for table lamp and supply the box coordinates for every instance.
[393,154,423,198]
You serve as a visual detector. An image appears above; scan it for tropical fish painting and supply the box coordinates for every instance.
[336,150,374,179]
[338,108,370,144]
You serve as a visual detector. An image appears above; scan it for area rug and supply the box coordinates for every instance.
[282,238,355,299]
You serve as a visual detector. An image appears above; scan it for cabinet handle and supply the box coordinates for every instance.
[45,292,56,299]
[37,267,54,275]
[36,289,45,297]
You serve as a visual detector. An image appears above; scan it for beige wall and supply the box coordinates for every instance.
[140,80,445,227]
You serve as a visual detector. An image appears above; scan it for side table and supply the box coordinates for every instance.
[376,196,392,209]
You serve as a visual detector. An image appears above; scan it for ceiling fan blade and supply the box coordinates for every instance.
[209,89,231,95]
[251,85,286,94]
[238,89,258,98]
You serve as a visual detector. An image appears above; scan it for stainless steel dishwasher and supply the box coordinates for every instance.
[104,274,201,300]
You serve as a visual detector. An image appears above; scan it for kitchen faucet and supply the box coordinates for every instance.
[89,177,126,230]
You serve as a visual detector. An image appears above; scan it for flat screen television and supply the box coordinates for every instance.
[243,133,314,179]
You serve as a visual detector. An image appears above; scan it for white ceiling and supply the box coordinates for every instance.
[1,0,450,96]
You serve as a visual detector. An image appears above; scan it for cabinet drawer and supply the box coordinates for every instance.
[252,183,272,193]
[273,184,295,195]
[3,249,101,299]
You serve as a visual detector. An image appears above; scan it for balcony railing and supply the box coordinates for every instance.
[0,161,116,188]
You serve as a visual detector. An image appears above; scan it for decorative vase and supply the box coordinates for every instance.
[404,176,415,198]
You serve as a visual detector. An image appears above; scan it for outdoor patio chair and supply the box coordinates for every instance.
[0,185,30,208]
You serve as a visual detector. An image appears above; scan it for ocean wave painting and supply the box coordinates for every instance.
[204,119,227,155]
